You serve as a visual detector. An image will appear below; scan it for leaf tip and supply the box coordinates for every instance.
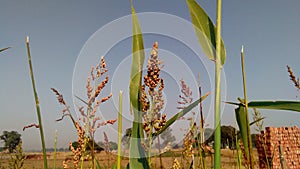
[241,45,244,53]
[26,36,30,44]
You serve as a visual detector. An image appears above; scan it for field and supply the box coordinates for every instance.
[0,149,259,169]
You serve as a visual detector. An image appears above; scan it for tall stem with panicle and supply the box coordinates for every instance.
[214,0,222,168]
[26,36,48,169]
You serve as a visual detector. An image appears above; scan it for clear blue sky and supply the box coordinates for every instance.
[1,1,300,151]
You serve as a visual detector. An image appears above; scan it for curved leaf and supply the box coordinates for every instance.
[248,101,300,112]
[186,0,226,65]
[235,105,250,161]
[154,92,210,137]
[227,100,300,112]
[129,4,149,169]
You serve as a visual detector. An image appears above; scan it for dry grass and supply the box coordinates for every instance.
[0,149,259,169]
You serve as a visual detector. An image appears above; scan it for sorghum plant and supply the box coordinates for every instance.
[52,56,116,169]
[141,42,167,166]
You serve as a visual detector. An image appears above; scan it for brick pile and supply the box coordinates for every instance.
[256,126,300,169]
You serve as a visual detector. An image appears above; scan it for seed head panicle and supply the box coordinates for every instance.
[69,121,87,169]
[172,158,181,169]
[287,65,300,90]
[141,85,150,112]
[144,42,163,91]
[177,79,193,110]
[51,88,66,105]
[78,56,115,136]
[86,76,93,99]
[142,42,168,136]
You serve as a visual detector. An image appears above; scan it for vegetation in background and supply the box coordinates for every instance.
[0,131,21,153]
[8,141,26,169]
[156,128,176,149]
[2,1,300,169]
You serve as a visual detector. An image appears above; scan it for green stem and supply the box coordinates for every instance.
[117,91,123,169]
[54,130,57,169]
[241,47,254,168]
[198,73,206,169]
[148,96,155,167]
[214,0,222,168]
[26,36,48,169]
[148,126,153,166]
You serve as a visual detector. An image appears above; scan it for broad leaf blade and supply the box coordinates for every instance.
[227,100,300,112]
[186,0,226,65]
[154,92,210,137]
[129,4,149,169]
[235,105,250,161]
[248,101,300,112]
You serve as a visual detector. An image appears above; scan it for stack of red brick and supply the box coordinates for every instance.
[256,126,300,169]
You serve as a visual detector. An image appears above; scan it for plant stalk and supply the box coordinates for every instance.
[54,130,57,169]
[157,136,163,169]
[214,0,222,168]
[117,91,123,169]
[26,36,48,169]
[198,73,206,169]
[241,47,254,168]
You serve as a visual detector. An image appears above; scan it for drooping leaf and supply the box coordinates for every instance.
[248,101,300,112]
[153,92,210,137]
[129,4,149,169]
[227,100,300,112]
[186,0,226,65]
[0,47,11,53]
[235,105,250,161]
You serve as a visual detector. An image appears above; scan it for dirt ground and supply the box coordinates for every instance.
[0,149,259,169]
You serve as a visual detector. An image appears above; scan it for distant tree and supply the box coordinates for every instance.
[98,141,118,151]
[204,128,215,141]
[205,126,237,149]
[121,128,132,149]
[0,131,21,153]
[109,141,118,151]
[70,140,103,152]
[158,128,176,148]
[195,128,214,145]
[251,134,258,148]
